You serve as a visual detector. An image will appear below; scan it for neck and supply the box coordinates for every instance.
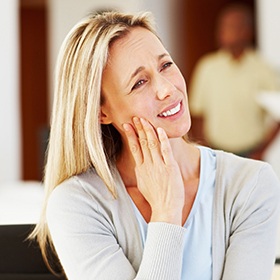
[226,45,247,60]
[116,140,137,187]
[169,138,200,181]
[231,49,244,60]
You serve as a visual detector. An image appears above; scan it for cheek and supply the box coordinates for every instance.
[171,67,187,92]
[112,102,140,124]
[124,105,149,120]
[111,105,147,135]
[106,92,155,126]
[175,74,187,95]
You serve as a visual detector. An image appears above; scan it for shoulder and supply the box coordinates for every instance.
[213,150,280,235]
[193,50,227,76]
[215,150,279,186]
[46,168,116,224]
[246,49,266,62]
[49,168,112,202]
[214,150,280,206]
[246,49,276,71]
[196,51,220,66]
[217,149,275,171]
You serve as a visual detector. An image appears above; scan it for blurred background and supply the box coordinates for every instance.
[1,0,279,184]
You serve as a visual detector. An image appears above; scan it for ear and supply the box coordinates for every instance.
[99,105,112,125]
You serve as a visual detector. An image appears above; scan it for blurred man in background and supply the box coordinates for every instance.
[189,3,279,159]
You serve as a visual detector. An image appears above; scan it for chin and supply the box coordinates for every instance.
[166,124,190,139]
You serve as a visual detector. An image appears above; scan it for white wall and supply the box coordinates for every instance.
[257,0,280,180]
[0,0,21,183]
[138,0,176,57]
[257,0,280,73]
[257,0,280,258]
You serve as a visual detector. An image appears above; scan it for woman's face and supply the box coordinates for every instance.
[101,27,191,139]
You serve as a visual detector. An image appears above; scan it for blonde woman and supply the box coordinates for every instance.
[31,11,280,280]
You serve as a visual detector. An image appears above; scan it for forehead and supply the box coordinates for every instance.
[102,27,167,94]
[107,27,166,66]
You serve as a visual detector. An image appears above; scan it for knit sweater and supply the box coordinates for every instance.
[47,150,280,279]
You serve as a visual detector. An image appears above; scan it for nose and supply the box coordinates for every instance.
[154,74,176,100]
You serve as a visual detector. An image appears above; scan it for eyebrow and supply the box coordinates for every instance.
[126,53,170,88]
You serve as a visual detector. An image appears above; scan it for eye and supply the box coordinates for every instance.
[161,62,173,71]
[131,79,147,91]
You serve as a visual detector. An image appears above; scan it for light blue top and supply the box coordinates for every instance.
[130,146,217,279]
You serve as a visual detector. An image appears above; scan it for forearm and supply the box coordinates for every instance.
[136,222,186,280]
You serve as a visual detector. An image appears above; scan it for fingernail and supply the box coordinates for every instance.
[157,127,165,137]
[133,117,140,124]
[140,118,146,125]
[157,127,163,134]
[123,123,130,131]
[140,118,150,128]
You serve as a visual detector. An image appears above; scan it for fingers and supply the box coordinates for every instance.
[133,117,162,163]
[123,117,162,165]
[132,117,151,162]
[139,118,162,163]
[122,123,143,165]
[123,117,175,168]
[157,127,174,166]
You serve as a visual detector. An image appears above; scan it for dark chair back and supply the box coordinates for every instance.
[0,224,65,280]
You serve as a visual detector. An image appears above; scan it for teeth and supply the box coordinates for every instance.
[159,103,181,117]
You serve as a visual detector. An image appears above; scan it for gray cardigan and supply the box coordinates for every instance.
[47,150,280,279]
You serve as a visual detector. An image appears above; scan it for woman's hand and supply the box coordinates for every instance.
[123,117,185,225]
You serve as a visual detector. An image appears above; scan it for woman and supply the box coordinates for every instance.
[31,11,280,279]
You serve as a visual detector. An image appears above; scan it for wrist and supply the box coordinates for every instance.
[150,209,182,226]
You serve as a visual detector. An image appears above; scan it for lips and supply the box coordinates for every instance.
[158,102,181,117]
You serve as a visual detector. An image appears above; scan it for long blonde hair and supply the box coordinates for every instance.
[30,11,157,271]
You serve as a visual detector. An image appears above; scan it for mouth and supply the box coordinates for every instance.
[158,102,181,117]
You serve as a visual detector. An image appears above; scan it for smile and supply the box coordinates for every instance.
[158,102,181,117]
